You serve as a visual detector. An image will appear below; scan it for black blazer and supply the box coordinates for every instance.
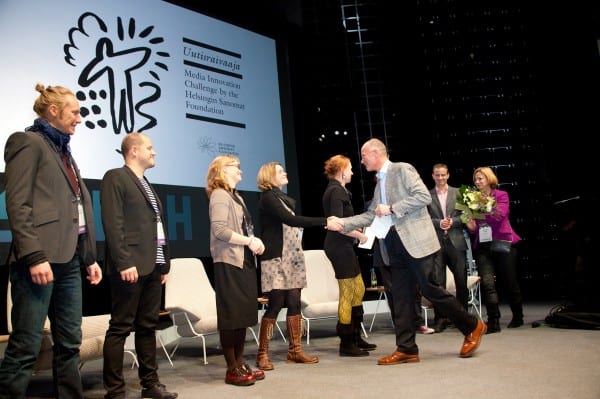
[427,186,467,251]
[100,166,170,276]
[4,131,96,266]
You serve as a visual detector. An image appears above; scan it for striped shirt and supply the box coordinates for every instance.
[138,177,166,264]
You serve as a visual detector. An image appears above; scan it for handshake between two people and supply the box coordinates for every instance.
[326,217,369,245]
[326,216,344,232]
[327,204,393,232]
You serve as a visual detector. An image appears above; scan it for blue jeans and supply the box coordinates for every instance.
[0,257,83,399]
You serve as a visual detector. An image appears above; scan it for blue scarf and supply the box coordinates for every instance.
[25,118,71,155]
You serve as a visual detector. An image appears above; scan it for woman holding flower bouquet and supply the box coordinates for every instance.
[465,167,523,333]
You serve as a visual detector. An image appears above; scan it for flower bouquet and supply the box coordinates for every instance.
[455,185,497,223]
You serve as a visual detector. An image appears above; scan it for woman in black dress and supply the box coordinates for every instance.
[322,155,376,356]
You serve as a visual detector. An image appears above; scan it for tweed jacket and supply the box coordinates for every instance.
[343,162,440,259]
[428,185,468,251]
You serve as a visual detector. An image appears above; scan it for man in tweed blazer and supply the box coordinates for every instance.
[326,138,486,365]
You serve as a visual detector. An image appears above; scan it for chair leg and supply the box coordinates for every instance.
[124,350,139,369]
[247,326,259,345]
[421,305,432,327]
[195,336,208,365]
[275,320,287,342]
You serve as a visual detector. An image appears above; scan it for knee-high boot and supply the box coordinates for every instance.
[286,315,319,364]
[507,303,524,328]
[485,303,501,334]
[351,306,376,351]
[256,317,275,370]
[337,322,368,357]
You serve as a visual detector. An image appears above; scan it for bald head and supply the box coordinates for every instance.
[360,138,388,172]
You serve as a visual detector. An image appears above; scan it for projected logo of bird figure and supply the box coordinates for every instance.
[64,12,170,134]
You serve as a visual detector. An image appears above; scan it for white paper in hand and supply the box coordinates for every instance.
[371,215,393,239]
[358,226,376,249]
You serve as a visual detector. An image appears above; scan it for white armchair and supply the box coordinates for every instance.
[163,257,219,365]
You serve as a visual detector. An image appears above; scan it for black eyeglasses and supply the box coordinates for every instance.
[226,163,241,170]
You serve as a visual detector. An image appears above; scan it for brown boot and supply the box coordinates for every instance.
[286,315,319,364]
[256,317,275,370]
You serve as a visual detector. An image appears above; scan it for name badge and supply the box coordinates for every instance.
[157,221,166,246]
[77,199,87,234]
[479,224,492,243]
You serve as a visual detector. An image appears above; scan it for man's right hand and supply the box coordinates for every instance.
[120,266,139,283]
[30,261,53,285]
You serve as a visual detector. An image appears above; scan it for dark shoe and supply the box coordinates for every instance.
[460,320,487,358]
[509,303,523,327]
[486,318,501,334]
[351,309,377,351]
[356,336,377,351]
[432,319,449,333]
[340,342,369,357]
[377,351,420,365]
[241,363,265,381]
[141,383,178,399]
[507,317,524,328]
[338,321,368,357]
[225,367,255,386]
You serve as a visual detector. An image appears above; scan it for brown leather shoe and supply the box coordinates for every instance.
[460,320,487,358]
[377,351,420,365]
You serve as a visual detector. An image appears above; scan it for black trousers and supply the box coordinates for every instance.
[384,229,478,354]
[103,267,162,398]
[474,243,522,307]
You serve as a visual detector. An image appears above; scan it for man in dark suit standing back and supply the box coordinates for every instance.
[326,138,486,365]
[101,132,177,399]
[427,163,469,333]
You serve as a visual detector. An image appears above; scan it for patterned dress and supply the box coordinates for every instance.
[260,199,307,292]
